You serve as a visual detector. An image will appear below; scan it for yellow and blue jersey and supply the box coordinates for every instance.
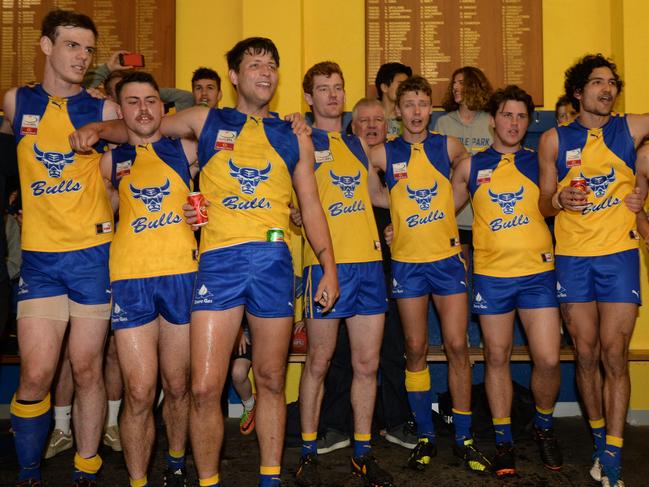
[109,137,197,281]
[555,114,638,256]
[197,107,299,253]
[303,129,381,266]
[469,147,554,277]
[384,132,460,263]
[13,84,113,252]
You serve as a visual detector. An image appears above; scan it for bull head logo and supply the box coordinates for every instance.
[33,144,75,178]
[488,186,524,215]
[407,181,438,210]
[580,168,615,198]
[130,179,171,212]
[330,170,361,199]
[229,159,271,195]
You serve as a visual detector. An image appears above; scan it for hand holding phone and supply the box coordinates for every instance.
[119,53,145,68]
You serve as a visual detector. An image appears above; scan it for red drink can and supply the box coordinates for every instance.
[187,192,208,226]
[570,177,588,192]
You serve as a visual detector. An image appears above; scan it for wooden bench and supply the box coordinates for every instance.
[3,347,649,365]
[287,345,649,364]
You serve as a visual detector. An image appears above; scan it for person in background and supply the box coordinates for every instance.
[434,66,493,262]
[191,67,222,109]
[374,63,412,138]
[83,49,195,112]
[554,95,578,125]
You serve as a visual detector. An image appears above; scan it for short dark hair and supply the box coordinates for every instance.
[396,75,432,106]
[226,37,279,73]
[191,67,221,91]
[41,9,98,42]
[104,70,128,99]
[302,61,344,96]
[441,66,492,112]
[485,85,535,118]
[564,53,623,111]
[374,62,412,100]
[115,71,160,103]
[554,95,571,120]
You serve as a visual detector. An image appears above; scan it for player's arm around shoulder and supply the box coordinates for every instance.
[160,105,210,141]
[633,144,649,244]
[70,100,128,152]
[369,142,387,173]
[537,128,563,217]
[181,138,199,178]
[446,135,468,169]
[451,154,471,213]
[626,113,649,148]
[99,150,119,213]
[361,138,388,209]
[292,131,339,312]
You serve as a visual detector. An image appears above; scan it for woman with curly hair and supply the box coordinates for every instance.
[434,66,494,256]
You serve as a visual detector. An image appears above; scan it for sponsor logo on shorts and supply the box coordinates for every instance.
[473,292,488,310]
[194,284,214,304]
[392,277,404,295]
[112,302,128,322]
[632,289,640,299]
[556,281,567,298]
[17,277,28,295]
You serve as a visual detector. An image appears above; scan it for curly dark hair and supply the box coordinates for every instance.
[441,66,492,112]
[564,54,623,111]
[485,85,535,118]
[396,75,432,106]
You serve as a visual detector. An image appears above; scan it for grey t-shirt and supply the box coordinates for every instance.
[434,110,493,231]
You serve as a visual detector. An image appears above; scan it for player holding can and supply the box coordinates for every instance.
[538,54,649,487]
[70,37,337,487]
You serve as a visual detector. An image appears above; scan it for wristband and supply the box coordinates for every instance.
[551,191,564,211]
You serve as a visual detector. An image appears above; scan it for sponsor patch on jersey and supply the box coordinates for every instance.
[96,221,113,234]
[20,114,40,135]
[374,240,381,251]
[630,230,640,240]
[566,148,582,168]
[541,252,554,263]
[215,130,237,151]
[450,237,460,247]
[392,162,408,180]
[314,150,334,164]
[476,168,492,184]
[115,160,132,178]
